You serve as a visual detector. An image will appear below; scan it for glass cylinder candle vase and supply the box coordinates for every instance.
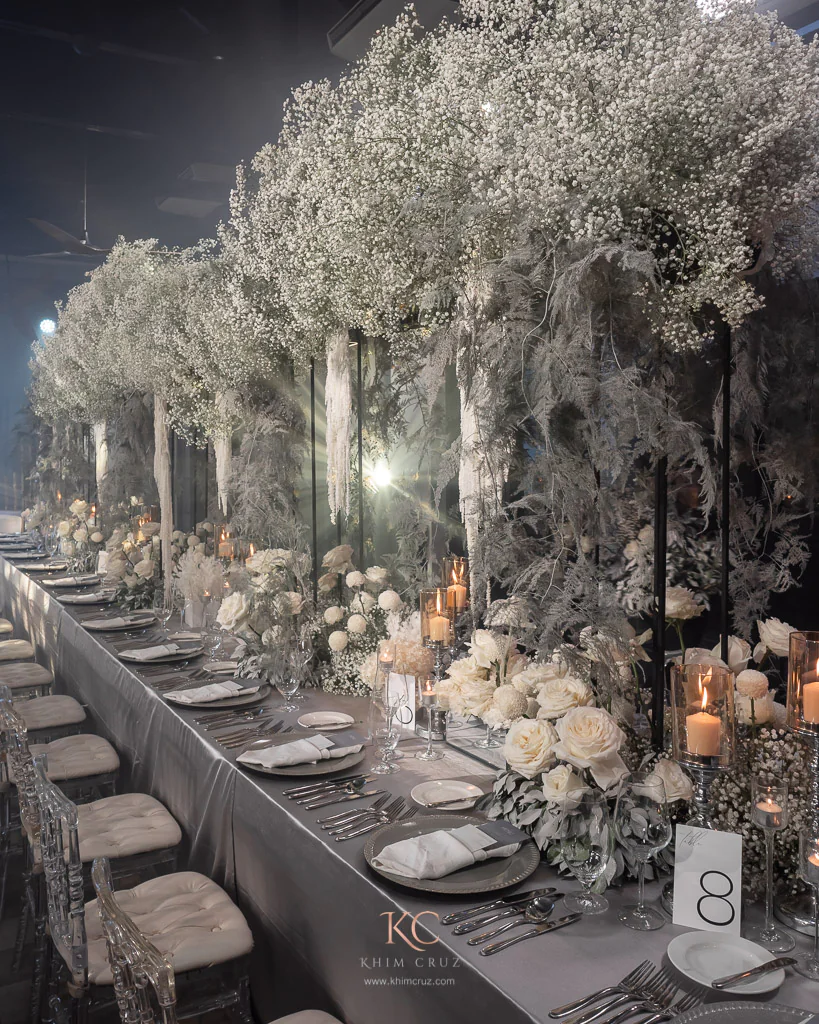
[420,589,453,648]
[787,631,819,735]
[216,526,238,560]
[442,556,469,616]
[671,664,735,767]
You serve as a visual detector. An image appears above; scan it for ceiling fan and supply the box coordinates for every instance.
[27,151,111,260]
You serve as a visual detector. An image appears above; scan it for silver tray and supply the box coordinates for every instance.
[119,646,203,665]
[675,1003,814,1024]
[165,683,269,709]
[363,813,541,895]
[236,731,366,776]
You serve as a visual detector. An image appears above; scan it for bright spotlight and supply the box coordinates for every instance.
[39,319,56,335]
[371,461,392,489]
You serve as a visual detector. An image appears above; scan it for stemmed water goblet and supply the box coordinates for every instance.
[152,587,175,640]
[613,772,673,931]
[743,777,794,953]
[558,791,613,915]
[794,828,819,981]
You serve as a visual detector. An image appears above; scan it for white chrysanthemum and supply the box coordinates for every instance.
[324,605,344,625]
[328,630,348,652]
[378,589,402,612]
[736,669,769,699]
[347,613,367,634]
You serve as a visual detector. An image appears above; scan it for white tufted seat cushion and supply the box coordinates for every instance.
[84,872,253,985]
[0,640,35,661]
[0,662,53,690]
[76,793,182,862]
[268,1014,343,1024]
[14,695,86,731]
[0,618,12,635]
[11,735,119,783]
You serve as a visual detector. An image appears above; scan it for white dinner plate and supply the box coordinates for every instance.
[297,710,355,731]
[57,592,116,605]
[83,613,156,632]
[410,779,484,810]
[666,932,786,996]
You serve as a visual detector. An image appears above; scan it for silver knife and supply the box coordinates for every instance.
[301,789,384,809]
[284,775,369,797]
[441,888,558,926]
[711,956,797,989]
[479,913,582,956]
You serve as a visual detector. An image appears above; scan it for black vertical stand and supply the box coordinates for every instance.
[310,359,319,604]
[652,456,668,750]
[720,326,732,663]
[356,333,365,569]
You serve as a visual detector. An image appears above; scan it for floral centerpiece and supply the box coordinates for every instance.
[56,498,106,571]
[104,521,187,610]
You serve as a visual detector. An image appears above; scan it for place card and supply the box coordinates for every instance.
[672,824,742,934]
[388,671,416,736]
[324,729,366,750]
[478,820,529,847]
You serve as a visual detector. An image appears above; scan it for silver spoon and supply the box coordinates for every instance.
[456,893,562,938]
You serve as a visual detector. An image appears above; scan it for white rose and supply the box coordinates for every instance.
[324,605,344,625]
[346,570,367,588]
[347,613,367,634]
[736,692,775,726]
[665,587,705,621]
[536,674,594,720]
[246,548,290,574]
[318,572,338,593]
[141,522,161,537]
[328,630,348,652]
[553,706,628,790]
[470,629,500,668]
[647,759,693,803]
[684,648,729,671]
[540,765,589,806]
[365,565,388,586]
[69,499,89,518]
[73,528,88,544]
[90,531,104,544]
[711,636,751,675]
[378,589,402,612]
[756,618,796,659]
[359,592,376,612]
[512,662,563,696]
[322,544,354,572]
[736,669,769,699]
[133,558,155,579]
[57,520,71,538]
[187,535,199,548]
[504,719,558,779]
[216,591,251,632]
[285,591,304,615]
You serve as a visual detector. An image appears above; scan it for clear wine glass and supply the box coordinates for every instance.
[152,588,175,638]
[559,791,613,915]
[794,828,819,981]
[744,777,794,952]
[613,771,672,931]
[368,649,403,775]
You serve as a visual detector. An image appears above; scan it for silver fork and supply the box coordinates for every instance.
[550,961,655,1018]
[220,722,287,748]
[320,794,401,829]
[637,991,701,1024]
[565,966,677,1024]
[333,805,417,841]
[198,707,270,727]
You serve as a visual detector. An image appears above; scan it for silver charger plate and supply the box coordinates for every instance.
[236,731,366,776]
[363,813,541,895]
[119,646,203,665]
[42,576,102,588]
[4,552,43,560]
[84,614,156,632]
[57,592,116,605]
[166,682,270,709]
[25,564,69,573]
[674,1003,815,1024]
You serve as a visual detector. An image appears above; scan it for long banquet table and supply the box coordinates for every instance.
[1,555,817,1022]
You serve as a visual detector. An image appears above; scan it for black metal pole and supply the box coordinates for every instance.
[310,359,319,605]
[720,325,732,663]
[652,455,668,750]
[356,333,365,569]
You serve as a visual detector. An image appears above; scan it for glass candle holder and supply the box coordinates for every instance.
[420,589,453,648]
[216,527,238,560]
[744,778,794,953]
[442,556,469,615]
[670,664,735,828]
[416,676,444,761]
[787,631,819,734]
[795,828,819,980]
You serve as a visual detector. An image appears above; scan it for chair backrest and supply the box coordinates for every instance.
[0,685,40,844]
[32,753,88,995]
[91,857,178,1024]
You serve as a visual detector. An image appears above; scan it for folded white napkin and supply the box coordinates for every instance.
[84,615,150,629]
[59,591,112,604]
[26,562,68,571]
[119,643,181,661]
[236,734,362,769]
[165,680,260,704]
[168,631,201,641]
[370,824,521,880]
[47,574,99,586]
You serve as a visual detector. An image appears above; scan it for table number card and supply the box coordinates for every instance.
[388,672,416,736]
[672,824,742,935]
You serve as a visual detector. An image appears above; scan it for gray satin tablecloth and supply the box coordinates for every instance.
[1,557,816,1022]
